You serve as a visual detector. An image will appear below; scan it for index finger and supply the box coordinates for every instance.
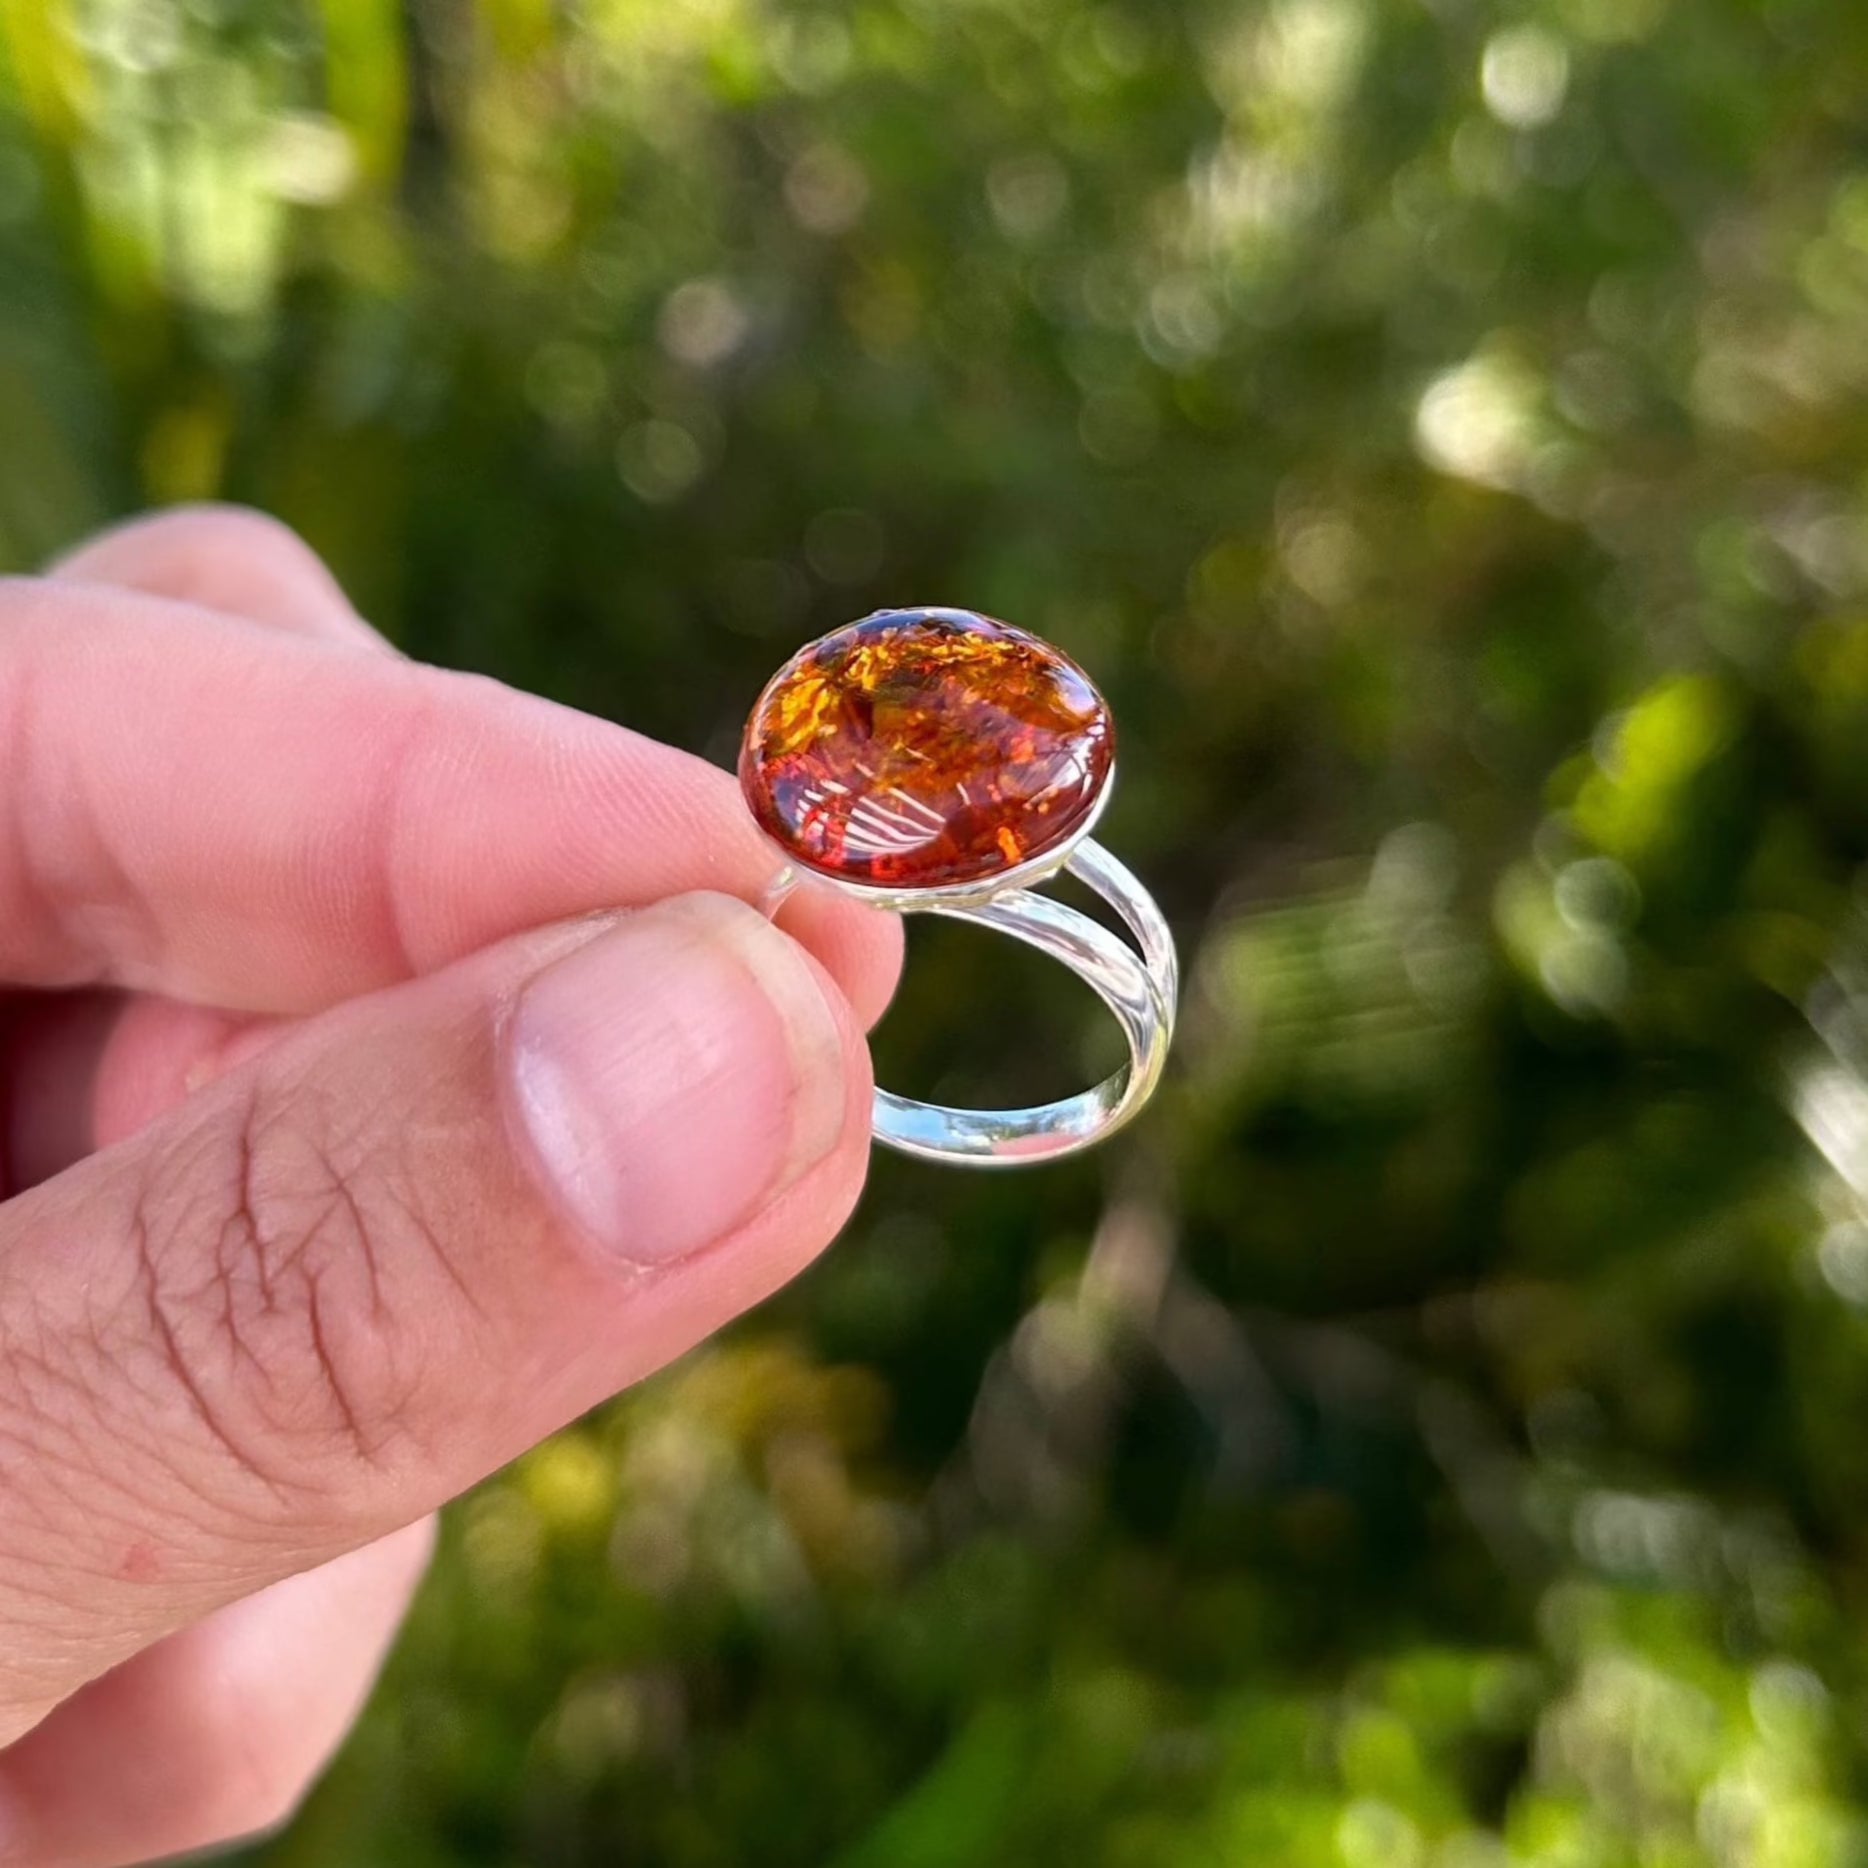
[48,503,392,654]
[0,575,901,1023]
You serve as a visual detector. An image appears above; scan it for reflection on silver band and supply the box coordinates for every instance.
[764,836,1177,1167]
[874,838,1176,1164]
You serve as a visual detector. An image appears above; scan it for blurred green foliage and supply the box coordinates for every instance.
[8,0,1868,1860]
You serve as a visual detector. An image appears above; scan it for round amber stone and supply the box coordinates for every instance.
[739,608,1115,890]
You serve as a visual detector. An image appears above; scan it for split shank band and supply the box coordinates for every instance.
[767,836,1177,1167]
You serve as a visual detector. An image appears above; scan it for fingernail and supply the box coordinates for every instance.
[503,894,848,1266]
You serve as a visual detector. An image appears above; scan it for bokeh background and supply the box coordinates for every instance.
[6,0,1868,1860]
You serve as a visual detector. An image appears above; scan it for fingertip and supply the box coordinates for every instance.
[776,884,904,1033]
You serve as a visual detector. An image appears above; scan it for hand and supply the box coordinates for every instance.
[0,508,897,1866]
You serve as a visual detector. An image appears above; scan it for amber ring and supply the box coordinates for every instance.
[739,607,1177,1166]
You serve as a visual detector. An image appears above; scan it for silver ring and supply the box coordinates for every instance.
[740,608,1178,1168]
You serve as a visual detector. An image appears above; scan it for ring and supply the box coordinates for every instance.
[738,607,1177,1167]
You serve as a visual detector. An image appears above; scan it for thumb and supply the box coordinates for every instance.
[0,893,869,1739]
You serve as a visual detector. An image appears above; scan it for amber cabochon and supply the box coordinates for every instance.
[739,607,1115,891]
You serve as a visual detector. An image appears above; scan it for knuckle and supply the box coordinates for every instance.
[109,500,309,565]
[124,1076,434,1506]
[165,1666,323,1847]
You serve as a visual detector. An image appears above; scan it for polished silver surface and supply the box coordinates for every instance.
[762,830,1177,1167]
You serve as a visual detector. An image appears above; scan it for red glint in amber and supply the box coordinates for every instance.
[739,608,1115,890]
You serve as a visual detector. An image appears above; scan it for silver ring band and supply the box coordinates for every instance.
[871,838,1177,1165]
[765,837,1177,1167]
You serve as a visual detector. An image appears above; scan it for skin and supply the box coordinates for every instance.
[0,507,901,1866]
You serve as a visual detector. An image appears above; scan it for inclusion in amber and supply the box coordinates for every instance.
[739,607,1114,890]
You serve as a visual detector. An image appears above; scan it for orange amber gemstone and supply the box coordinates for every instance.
[739,608,1115,890]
